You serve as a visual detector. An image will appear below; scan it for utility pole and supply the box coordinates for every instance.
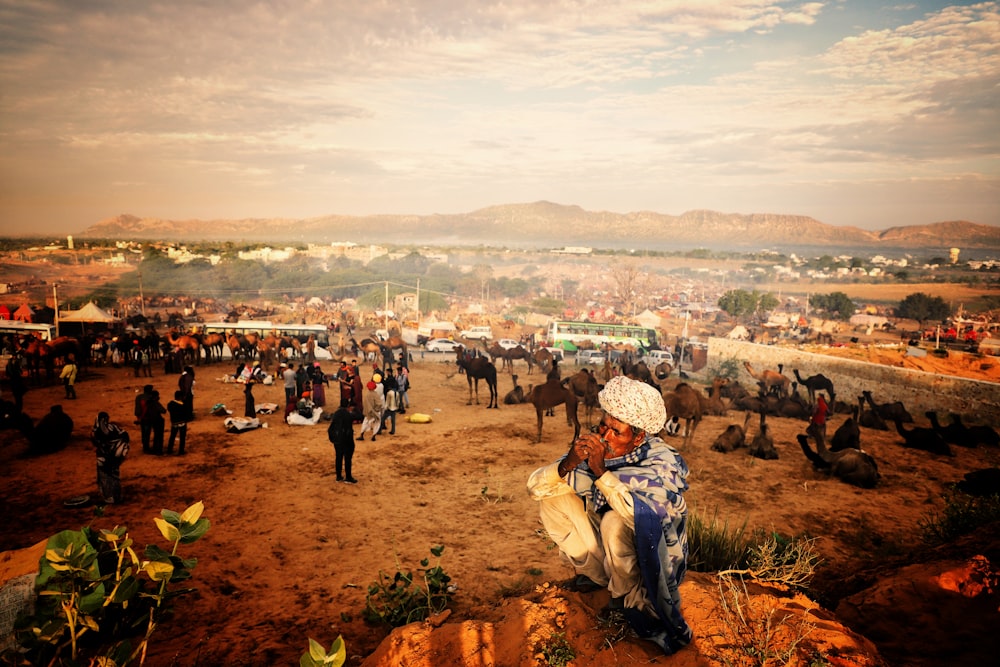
[416,279,421,326]
[384,281,389,332]
[53,284,60,338]
[138,268,146,316]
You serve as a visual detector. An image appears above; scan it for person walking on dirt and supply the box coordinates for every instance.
[92,411,130,504]
[328,399,357,483]
[59,356,78,399]
[167,390,189,455]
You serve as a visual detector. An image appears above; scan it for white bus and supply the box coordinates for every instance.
[198,321,332,357]
[546,320,658,350]
[0,320,58,343]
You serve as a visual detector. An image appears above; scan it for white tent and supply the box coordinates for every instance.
[60,302,118,323]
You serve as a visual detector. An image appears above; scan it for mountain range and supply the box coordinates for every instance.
[78,202,1000,251]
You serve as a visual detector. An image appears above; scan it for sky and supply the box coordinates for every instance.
[1,0,998,236]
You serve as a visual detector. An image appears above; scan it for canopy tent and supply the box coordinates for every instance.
[12,304,35,322]
[0,304,9,319]
[552,339,578,352]
[60,302,118,323]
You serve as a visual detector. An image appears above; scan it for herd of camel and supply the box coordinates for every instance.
[448,344,999,490]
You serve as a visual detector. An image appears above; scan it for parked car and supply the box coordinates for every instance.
[575,349,607,365]
[641,349,674,367]
[496,338,522,350]
[425,338,462,353]
[459,325,493,341]
[542,346,564,361]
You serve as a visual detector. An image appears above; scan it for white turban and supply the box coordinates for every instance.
[598,375,666,435]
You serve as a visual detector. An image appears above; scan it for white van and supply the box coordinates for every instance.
[460,325,493,341]
[641,349,674,367]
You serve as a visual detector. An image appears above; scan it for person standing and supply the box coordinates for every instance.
[147,390,167,455]
[527,375,692,655]
[134,384,155,452]
[328,399,357,483]
[809,392,831,441]
[6,355,27,413]
[395,364,409,413]
[358,380,384,441]
[59,356,78,399]
[244,379,257,418]
[282,363,297,404]
[140,346,153,377]
[382,381,400,435]
[178,366,195,421]
[310,362,328,407]
[167,390,188,455]
[92,412,130,504]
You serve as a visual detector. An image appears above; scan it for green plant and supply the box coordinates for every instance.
[300,635,346,667]
[539,631,575,666]
[919,489,1000,544]
[363,545,454,628]
[687,508,753,572]
[5,501,210,667]
[707,357,743,381]
[479,468,510,504]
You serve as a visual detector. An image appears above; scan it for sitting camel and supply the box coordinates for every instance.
[829,405,861,452]
[503,374,528,405]
[748,410,778,460]
[863,390,913,423]
[711,411,752,453]
[893,416,951,456]
[797,428,879,488]
[703,377,730,416]
[857,394,888,431]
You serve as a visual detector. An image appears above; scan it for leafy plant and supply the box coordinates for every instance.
[363,545,454,628]
[919,489,1000,544]
[538,631,575,667]
[479,468,510,504]
[4,501,210,667]
[708,357,743,381]
[300,635,346,667]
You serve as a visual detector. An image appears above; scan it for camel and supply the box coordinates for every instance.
[622,360,654,387]
[748,410,778,460]
[892,416,952,456]
[525,378,580,444]
[503,374,528,405]
[533,348,555,375]
[199,332,226,363]
[651,361,674,396]
[862,390,913,423]
[379,335,408,366]
[858,394,888,431]
[166,330,201,365]
[703,377,730,416]
[455,352,498,409]
[829,405,861,452]
[797,429,879,488]
[350,338,382,365]
[502,345,534,374]
[743,361,790,397]
[711,411,752,453]
[663,383,703,449]
[485,342,506,365]
[925,411,972,447]
[598,359,614,384]
[792,369,836,408]
[562,368,599,427]
[948,414,1000,448]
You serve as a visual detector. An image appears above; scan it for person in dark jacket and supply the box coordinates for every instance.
[328,399,357,483]
[167,390,189,455]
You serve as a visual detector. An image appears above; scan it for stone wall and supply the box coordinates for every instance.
[706,337,1000,423]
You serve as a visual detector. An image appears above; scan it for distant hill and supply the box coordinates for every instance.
[77,202,1000,250]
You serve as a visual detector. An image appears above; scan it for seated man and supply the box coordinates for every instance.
[527,375,692,654]
[29,404,75,453]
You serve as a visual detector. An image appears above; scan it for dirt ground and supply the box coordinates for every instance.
[2,347,999,666]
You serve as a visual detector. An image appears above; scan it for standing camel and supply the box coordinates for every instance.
[562,368,599,428]
[792,369,836,408]
[663,383,703,449]
[742,362,790,397]
[502,345,534,374]
[166,330,201,366]
[455,351,498,408]
[525,378,580,444]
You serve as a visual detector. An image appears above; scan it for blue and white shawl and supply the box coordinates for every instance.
[567,436,693,654]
